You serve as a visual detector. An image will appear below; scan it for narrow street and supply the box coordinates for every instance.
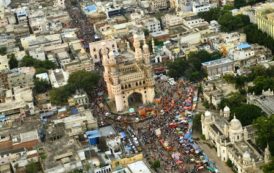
[65,0,94,47]
[196,141,234,173]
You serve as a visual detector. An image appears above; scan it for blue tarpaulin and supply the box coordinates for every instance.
[70,107,79,115]
[237,42,251,49]
[184,131,192,140]
[86,130,101,145]
[120,131,126,139]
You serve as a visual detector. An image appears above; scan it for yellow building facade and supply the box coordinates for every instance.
[256,6,274,39]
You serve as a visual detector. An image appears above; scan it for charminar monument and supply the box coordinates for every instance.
[102,33,155,112]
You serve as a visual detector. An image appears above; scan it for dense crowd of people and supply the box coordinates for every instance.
[135,79,217,173]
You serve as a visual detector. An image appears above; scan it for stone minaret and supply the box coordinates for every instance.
[143,43,150,65]
[133,34,143,62]
[102,44,114,100]
[264,144,271,164]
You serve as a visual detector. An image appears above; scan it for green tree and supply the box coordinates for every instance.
[167,58,189,79]
[219,92,246,109]
[34,78,52,94]
[0,47,7,55]
[20,55,56,70]
[68,70,100,95]
[49,71,100,105]
[230,104,265,126]
[151,160,161,170]
[20,55,36,67]
[49,85,74,105]
[8,54,18,69]
[253,115,274,155]
[193,113,202,133]
[167,50,220,81]
[262,159,274,173]
[26,160,38,173]
[226,159,233,167]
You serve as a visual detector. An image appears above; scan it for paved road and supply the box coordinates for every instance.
[197,141,234,173]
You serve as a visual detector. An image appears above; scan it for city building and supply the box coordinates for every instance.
[0,130,39,151]
[202,79,237,108]
[192,3,216,14]
[53,107,97,136]
[0,70,8,90]
[0,86,34,116]
[48,69,69,88]
[102,33,155,112]
[142,17,161,33]
[68,90,89,106]
[0,55,9,71]
[20,34,62,50]
[201,109,270,173]
[247,89,274,116]
[162,14,184,28]
[202,58,234,78]
[149,0,168,11]
[256,4,274,39]
[7,67,35,89]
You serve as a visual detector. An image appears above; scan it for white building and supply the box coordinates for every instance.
[192,3,216,14]
[183,16,207,28]
[55,0,65,9]
[29,47,46,61]
[143,17,161,33]
[162,14,184,28]
[0,0,10,7]
[201,108,270,173]
[149,0,168,11]
[48,69,69,88]
[53,108,97,137]
[70,90,89,106]
[0,55,9,71]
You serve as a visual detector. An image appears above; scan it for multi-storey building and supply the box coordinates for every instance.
[7,67,35,89]
[201,108,270,173]
[256,5,274,39]
[102,34,155,112]
[149,0,168,11]
[142,17,161,33]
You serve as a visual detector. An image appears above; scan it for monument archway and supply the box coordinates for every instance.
[127,92,143,108]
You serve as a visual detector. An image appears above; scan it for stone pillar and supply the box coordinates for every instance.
[146,87,155,103]
[115,94,124,112]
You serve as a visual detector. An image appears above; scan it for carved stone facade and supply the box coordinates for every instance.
[201,107,268,173]
[102,34,155,112]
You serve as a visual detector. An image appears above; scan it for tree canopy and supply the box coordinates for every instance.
[8,54,18,69]
[50,71,100,105]
[219,92,265,126]
[0,47,7,55]
[34,78,52,94]
[253,115,274,155]
[198,8,274,53]
[167,50,221,81]
[20,55,56,70]
[230,104,266,126]
[234,0,266,8]
[25,160,39,173]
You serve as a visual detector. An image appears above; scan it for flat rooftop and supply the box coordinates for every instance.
[202,58,233,67]
[127,160,151,173]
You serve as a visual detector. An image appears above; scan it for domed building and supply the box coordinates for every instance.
[201,109,268,173]
[223,105,230,118]
[201,110,214,140]
[229,116,243,142]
